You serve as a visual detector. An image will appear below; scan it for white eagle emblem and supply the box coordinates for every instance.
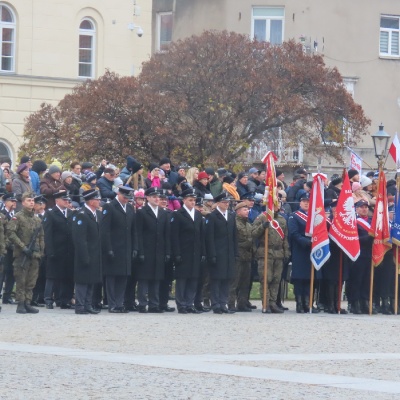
[376,200,384,232]
[313,208,324,227]
[339,197,356,228]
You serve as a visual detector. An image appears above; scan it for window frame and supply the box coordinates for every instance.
[78,17,96,79]
[156,12,173,52]
[379,14,400,58]
[0,3,16,73]
[251,7,285,45]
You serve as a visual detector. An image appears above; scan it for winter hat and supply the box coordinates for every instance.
[16,163,29,174]
[237,172,248,181]
[48,165,61,175]
[348,169,359,180]
[20,155,31,164]
[223,176,234,184]
[360,176,372,188]
[204,167,215,176]
[352,182,362,192]
[50,159,62,170]
[61,171,72,181]
[197,171,209,180]
[177,176,187,185]
[159,157,171,166]
[148,162,159,172]
[85,171,97,183]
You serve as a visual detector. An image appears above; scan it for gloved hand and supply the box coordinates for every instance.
[138,255,145,263]
[132,250,138,260]
[200,256,206,263]
[209,257,217,265]
[174,255,182,265]
[165,255,171,264]
[22,247,33,258]
[262,221,270,229]
[107,250,115,259]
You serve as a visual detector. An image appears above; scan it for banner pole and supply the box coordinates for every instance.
[309,263,315,314]
[369,258,374,316]
[396,245,399,315]
[338,250,343,314]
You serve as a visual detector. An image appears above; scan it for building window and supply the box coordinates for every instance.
[157,12,173,52]
[252,7,284,45]
[79,18,96,78]
[0,4,16,72]
[0,140,11,161]
[380,15,400,57]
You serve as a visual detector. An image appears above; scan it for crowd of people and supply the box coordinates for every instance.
[0,154,397,316]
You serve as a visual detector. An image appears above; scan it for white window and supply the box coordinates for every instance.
[0,4,16,72]
[380,15,400,57]
[157,12,173,52]
[79,18,96,78]
[252,7,284,45]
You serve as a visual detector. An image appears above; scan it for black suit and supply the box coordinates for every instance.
[171,206,205,310]
[43,206,74,305]
[136,204,170,310]
[71,206,102,312]
[101,199,137,310]
[205,208,238,311]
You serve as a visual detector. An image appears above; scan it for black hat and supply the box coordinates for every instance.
[81,162,94,170]
[238,172,248,180]
[53,190,70,200]
[217,168,228,177]
[126,156,143,174]
[148,162,159,172]
[177,176,187,185]
[299,193,310,201]
[159,157,171,166]
[223,175,234,184]
[180,182,193,192]
[195,197,204,206]
[34,195,47,204]
[3,192,17,202]
[119,186,134,199]
[331,176,342,186]
[275,169,283,177]
[214,192,231,202]
[145,187,161,196]
[20,155,31,164]
[159,189,168,199]
[296,168,308,176]
[240,192,255,200]
[205,167,215,176]
[181,188,197,198]
[82,189,101,201]
[348,169,359,179]
[366,171,375,178]
[355,199,369,207]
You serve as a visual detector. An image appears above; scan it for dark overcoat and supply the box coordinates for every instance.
[288,209,312,280]
[205,209,238,280]
[43,207,74,280]
[170,207,205,279]
[71,206,102,284]
[136,205,170,280]
[101,199,138,276]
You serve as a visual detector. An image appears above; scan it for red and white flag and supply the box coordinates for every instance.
[305,174,330,270]
[370,170,392,266]
[329,170,360,261]
[261,151,279,222]
[389,133,400,167]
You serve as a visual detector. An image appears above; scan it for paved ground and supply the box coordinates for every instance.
[2,300,400,399]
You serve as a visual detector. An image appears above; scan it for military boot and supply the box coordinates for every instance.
[381,298,393,315]
[296,296,304,314]
[361,299,377,315]
[16,301,27,314]
[351,300,362,314]
[25,302,39,314]
[325,284,336,314]
[303,296,319,313]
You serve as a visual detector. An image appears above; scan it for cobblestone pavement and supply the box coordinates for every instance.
[2,300,400,399]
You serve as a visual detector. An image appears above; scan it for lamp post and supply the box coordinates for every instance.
[371,124,391,170]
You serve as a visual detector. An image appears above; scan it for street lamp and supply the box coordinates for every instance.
[371,124,391,167]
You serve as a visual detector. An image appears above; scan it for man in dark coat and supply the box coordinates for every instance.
[97,168,117,201]
[71,189,102,314]
[171,188,206,314]
[205,192,238,314]
[43,190,74,309]
[136,187,171,313]
[101,187,138,313]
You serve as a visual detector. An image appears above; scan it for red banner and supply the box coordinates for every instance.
[261,151,278,222]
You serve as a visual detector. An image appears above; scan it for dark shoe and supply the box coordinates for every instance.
[2,298,15,304]
[138,306,147,313]
[213,308,223,314]
[247,301,257,309]
[204,299,211,308]
[195,305,210,312]
[75,309,89,314]
[45,303,54,309]
[178,308,188,314]
[296,296,304,314]
[126,304,138,312]
[262,308,272,314]
[161,305,176,312]
[221,306,235,314]
[270,304,284,314]
[276,302,288,311]
[16,301,27,314]
[25,302,39,314]
[187,307,201,314]
[351,300,362,314]
[85,307,100,314]
[148,307,164,313]
[119,306,130,313]
[236,306,252,312]
[60,303,74,309]
[337,308,348,314]
[109,307,122,313]
[30,300,44,307]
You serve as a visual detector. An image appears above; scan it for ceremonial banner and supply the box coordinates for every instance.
[391,178,400,246]
[261,151,279,222]
[389,133,400,168]
[370,170,392,266]
[329,170,360,261]
[305,174,330,270]
[350,151,362,175]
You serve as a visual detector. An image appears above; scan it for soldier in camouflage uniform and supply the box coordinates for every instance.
[7,192,45,314]
[252,204,290,313]
[228,202,253,311]
[0,211,6,312]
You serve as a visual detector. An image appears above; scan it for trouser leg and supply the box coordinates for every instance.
[210,279,221,310]
[44,278,56,305]
[175,278,186,309]
[106,276,117,310]
[137,280,149,307]
[148,280,160,309]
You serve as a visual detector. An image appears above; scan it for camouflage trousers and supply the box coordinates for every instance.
[258,257,283,308]
[228,257,251,309]
[13,256,40,303]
